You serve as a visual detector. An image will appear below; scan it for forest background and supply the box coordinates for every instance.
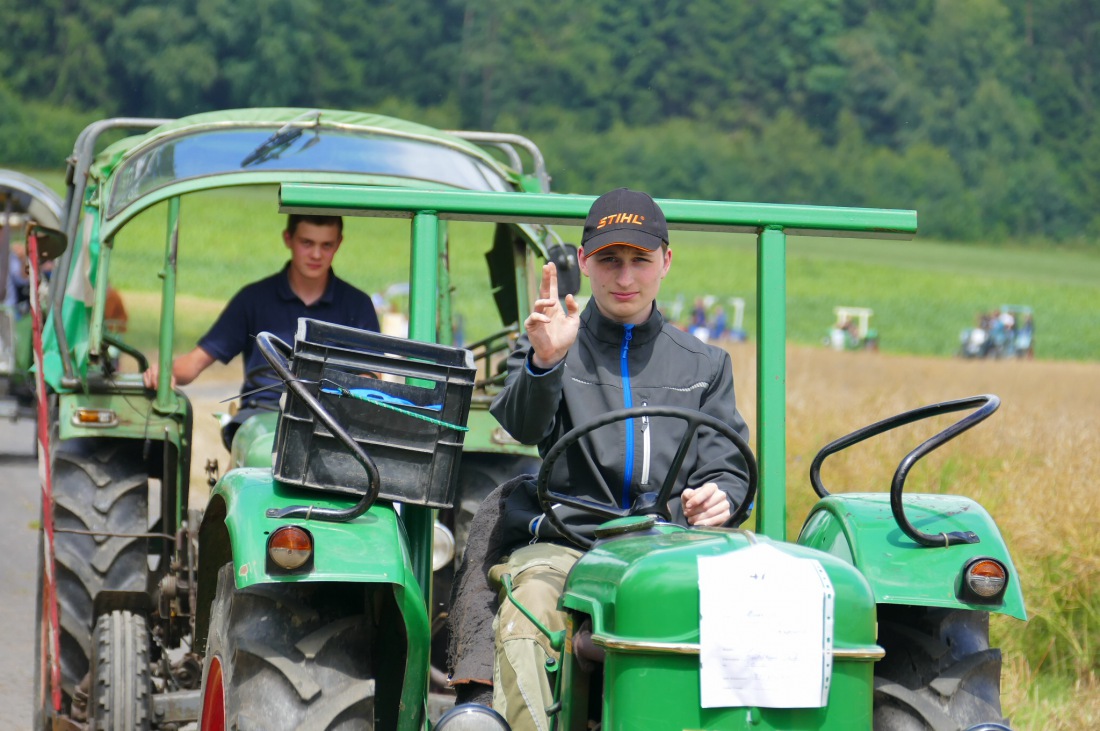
[0,0,1097,248]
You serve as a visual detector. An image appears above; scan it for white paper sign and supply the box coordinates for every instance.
[698,543,835,708]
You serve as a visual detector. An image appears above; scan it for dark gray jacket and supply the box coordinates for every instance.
[490,299,751,547]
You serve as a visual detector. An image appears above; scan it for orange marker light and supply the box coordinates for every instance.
[268,526,313,571]
[73,408,118,426]
[965,558,1007,598]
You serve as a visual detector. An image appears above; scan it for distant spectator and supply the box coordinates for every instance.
[1017,314,1034,359]
[989,310,1007,352]
[711,306,727,341]
[454,312,466,348]
[689,297,710,342]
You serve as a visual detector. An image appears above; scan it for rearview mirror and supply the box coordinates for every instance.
[548,243,581,297]
[26,223,67,262]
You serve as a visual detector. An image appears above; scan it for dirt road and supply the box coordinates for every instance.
[0,417,42,731]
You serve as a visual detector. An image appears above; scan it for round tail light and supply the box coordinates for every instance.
[268,526,313,571]
[964,558,1007,598]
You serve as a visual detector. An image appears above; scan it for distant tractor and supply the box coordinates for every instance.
[959,305,1034,359]
[0,170,64,424]
[826,305,878,351]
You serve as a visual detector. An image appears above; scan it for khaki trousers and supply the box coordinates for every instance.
[489,543,583,731]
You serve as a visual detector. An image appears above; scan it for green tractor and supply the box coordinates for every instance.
[34,108,1023,731]
[826,306,879,352]
[289,188,1023,731]
[34,108,560,729]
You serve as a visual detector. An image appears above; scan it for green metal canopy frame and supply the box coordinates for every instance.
[279,184,917,543]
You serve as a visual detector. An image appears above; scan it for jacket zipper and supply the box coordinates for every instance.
[620,325,635,509]
[641,400,651,485]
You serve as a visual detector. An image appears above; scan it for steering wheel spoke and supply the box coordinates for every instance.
[542,491,627,523]
[662,419,704,503]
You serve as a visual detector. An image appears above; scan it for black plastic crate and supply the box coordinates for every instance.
[273,319,476,508]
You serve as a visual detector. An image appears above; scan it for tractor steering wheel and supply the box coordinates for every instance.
[535,405,758,549]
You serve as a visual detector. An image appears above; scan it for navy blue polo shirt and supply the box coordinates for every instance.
[198,263,379,404]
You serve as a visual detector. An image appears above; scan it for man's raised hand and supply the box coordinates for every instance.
[526,262,580,369]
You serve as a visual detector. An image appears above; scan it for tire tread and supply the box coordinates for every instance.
[40,439,149,708]
[873,607,1006,730]
[202,565,376,730]
[90,610,151,731]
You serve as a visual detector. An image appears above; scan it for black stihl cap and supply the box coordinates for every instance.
[580,188,669,256]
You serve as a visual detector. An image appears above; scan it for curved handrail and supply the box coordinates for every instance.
[54,117,172,383]
[809,394,1000,547]
[256,332,381,522]
[447,130,550,192]
[102,333,148,374]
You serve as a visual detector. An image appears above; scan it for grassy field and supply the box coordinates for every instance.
[88,185,1100,363]
[18,170,1098,361]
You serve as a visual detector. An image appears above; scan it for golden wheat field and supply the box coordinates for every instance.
[183,344,1099,728]
[723,344,1100,729]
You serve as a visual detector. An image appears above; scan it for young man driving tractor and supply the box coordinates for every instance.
[485,188,753,730]
[142,213,379,447]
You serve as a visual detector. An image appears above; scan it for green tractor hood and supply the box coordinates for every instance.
[561,526,882,729]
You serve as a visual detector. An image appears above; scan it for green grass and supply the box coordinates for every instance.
[663,231,1099,361]
[22,179,1099,363]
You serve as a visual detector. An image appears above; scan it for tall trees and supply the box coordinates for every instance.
[0,0,1092,240]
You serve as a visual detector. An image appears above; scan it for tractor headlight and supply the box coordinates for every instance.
[267,525,314,572]
[433,521,456,572]
[959,557,1008,603]
[435,703,510,730]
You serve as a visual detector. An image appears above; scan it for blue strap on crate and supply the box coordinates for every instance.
[320,384,469,432]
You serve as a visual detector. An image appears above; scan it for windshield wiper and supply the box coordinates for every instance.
[240,110,322,168]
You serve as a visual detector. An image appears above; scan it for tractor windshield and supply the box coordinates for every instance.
[107,126,511,218]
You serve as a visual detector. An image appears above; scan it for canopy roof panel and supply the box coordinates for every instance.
[93,109,518,220]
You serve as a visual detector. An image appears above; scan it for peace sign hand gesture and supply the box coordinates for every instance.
[525,262,580,369]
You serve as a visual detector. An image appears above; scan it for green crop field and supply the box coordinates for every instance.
[89,185,1098,364]
[665,232,1099,362]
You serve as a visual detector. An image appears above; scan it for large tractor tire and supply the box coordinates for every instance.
[89,610,152,730]
[873,606,1007,730]
[35,438,150,721]
[200,564,376,731]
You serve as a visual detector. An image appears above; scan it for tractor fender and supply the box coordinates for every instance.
[195,467,425,650]
[798,493,1026,620]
